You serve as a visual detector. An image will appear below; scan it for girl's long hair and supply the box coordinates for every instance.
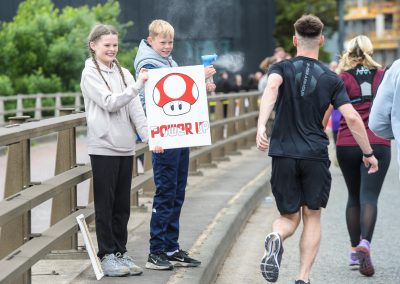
[338,35,381,71]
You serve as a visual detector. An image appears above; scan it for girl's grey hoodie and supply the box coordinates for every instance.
[80,58,148,156]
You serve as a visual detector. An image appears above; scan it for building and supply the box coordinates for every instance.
[0,0,276,74]
[344,0,400,66]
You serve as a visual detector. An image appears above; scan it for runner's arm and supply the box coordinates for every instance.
[338,103,378,173]
[256,73,283,151]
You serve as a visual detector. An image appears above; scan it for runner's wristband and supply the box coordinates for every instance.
[363,152,374,158]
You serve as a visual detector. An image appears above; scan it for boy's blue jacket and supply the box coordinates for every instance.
[133,39,178,111]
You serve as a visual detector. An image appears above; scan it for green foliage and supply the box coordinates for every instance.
[0,0,135,96]
[0,75,14,96]
[275,0,337,62]
[118,47,139,75]
[14,71,62,94]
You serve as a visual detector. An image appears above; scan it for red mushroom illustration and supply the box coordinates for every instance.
[153,73,199,116]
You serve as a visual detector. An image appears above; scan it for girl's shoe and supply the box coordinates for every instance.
[115,252,143,275]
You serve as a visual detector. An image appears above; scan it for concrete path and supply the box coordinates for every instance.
[215,143,400,284]
[6,135,399,284]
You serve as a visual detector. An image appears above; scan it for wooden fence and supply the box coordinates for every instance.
[0,93,83,125]
[0,91,270,284]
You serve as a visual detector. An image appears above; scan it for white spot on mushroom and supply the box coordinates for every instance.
[164,74,186,99]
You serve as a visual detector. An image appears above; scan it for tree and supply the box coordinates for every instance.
[0,0,133,95]
[274,0,338,62]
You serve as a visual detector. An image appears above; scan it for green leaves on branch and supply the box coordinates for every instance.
[14,71,62,94]
[274,0,337,62]
[0,76,14,97]
[0,0,133,95]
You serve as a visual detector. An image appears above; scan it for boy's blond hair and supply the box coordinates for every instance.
[149,19,174,38]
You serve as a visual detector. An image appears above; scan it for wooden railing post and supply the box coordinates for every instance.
[142,151,155,195]
[87,178,95,229]
[131,156,139,207]
[0,97,4,125]
[55,94,61,117]
[0,115,32,284]
[188,156,202,176]
[75,93,82,111]
[34,93,42,120]
[246,94,258,147]
[88,178,94,204]
[211,100,226,160]
[50,108,77,250]
[248,95,257,127]
[16,95,23,117]
[225,98,240,155]
[198,102,216,168]
[237,97,248,149]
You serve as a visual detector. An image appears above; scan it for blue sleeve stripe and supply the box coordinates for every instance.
[142,64,157,69]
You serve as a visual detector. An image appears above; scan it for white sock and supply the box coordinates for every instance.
[166,249,179,256]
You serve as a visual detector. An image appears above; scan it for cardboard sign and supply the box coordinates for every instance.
[76,214,104,280]
[144,65,211,150]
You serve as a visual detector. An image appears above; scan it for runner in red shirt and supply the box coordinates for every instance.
[335,35,391,277]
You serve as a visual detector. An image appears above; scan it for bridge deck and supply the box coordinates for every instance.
[9,140,269,283]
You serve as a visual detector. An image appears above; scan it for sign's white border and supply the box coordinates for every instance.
[76,214,104,280]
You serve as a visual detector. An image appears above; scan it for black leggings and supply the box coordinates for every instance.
[90,155,133,258]
[336,144,391,247]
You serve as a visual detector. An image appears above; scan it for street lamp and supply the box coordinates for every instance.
[338,0,345,53]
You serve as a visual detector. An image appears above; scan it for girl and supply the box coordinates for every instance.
[81,24,152,277]
[336,35,391,277]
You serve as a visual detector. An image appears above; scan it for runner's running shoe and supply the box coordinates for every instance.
[260,232,283,282]
[349,251,360,270]
[355,239,374,276]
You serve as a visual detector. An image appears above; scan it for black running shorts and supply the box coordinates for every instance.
[270,156,332,215]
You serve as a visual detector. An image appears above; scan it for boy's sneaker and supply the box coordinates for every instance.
[355,239,374,276]
[167,249,201,267]
[145,252,174,270]
[349,251,360,270]
[101,254,130,277]
[295,280,310,284]
[260,232,284,282]
[115,252,143,275]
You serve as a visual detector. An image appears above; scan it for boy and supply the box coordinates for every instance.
[134,19,215,270]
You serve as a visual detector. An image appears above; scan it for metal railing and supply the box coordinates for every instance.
[0,90,270,284]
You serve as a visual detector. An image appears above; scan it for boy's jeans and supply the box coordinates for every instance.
[150,148,189,253]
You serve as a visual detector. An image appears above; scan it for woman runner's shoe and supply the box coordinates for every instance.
[355,239,374,276]
[349,251,360,270]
